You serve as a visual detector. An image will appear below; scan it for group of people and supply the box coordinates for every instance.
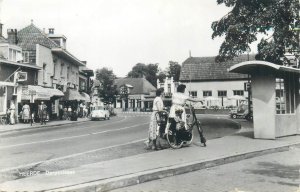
[59,103,89,121]
[20,102,48,125]
[146,84,203,150]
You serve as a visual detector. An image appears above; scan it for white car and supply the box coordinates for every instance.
[90,106,110,120]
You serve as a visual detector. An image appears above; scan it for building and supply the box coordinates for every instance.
[0,24,41,121]
[114,77,156,111]
[6,22,92,120]
[157,76,179,107]
[180,55,255,108]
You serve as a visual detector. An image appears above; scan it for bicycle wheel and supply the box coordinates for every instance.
[166,127,183,149]
[183,130,193,146]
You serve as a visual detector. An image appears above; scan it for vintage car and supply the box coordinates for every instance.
[90,106,110,120]
[229,104,249,119]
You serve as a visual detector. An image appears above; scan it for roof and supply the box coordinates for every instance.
[114,78,156,95]
[17,24,59,50]
[229,60,300,75]
[180,54,256,81]
[51,47,85,66]
[0,58,42,70]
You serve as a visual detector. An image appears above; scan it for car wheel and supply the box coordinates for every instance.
[232,114,237,119]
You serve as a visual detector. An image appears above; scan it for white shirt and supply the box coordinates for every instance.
[152,96,164,111]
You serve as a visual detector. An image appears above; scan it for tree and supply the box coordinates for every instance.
[95,67,117,103]
[127,63,159,87]
[212,0,299,64]
[167,61,181,81]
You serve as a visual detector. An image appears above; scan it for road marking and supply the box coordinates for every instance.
[0,138,147,173]
[0,122,149,149]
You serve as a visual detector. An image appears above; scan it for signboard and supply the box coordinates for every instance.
[16,72,27,82]
[244,82,251,91]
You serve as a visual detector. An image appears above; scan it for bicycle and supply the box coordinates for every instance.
[164,103,206,149]
[0,115,8,125]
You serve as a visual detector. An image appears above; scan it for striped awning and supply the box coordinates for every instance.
[22,86,64,101]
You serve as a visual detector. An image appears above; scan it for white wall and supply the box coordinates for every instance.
[182,80,248,107]
[36,44,54,87]
[252,73,276,139]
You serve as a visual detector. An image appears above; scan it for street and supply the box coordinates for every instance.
[0,114,150,183]
[0,113,242,184]
[111,145,300,192]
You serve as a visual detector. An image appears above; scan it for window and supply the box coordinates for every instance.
[233,90,244,96]
[203,91,212,97]
[9,48,17,61]
[67,66,70,80]
[22,51,29,63]
[276,75,297,114]
[168,84,171,93]
[60,63,64,76]
[189,91,197,98]
[43,63,47,83]
[218,90,227,97]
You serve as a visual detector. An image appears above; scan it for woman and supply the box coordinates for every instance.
[9,101,16,125]
[169,84,202,133]
[22,103,30,123]
[146,88,164,150]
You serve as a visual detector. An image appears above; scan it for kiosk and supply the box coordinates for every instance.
[229,61,300,139]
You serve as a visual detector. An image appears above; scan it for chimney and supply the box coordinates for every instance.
[7,29,18,44]
[0,23,3,37]
[48,28,54,34]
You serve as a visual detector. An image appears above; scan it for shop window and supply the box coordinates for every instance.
[276,74,297,114]
[203,90,212,97]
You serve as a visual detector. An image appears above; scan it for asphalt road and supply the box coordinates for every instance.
[0,113,245,183]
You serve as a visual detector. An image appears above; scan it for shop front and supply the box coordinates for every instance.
[20,85,64,122]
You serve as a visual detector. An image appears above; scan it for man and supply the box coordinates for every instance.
[38,102,47,125]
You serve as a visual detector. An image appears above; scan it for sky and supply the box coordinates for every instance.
[0,0,254,77]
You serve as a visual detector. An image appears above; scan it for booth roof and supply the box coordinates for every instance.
[229,60,300,75]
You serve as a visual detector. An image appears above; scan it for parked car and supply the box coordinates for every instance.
[90,106,110,120]
[229,104,248,119]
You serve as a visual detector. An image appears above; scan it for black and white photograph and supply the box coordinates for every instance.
[0,0,299,191]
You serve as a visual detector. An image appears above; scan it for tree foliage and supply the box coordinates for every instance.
[212,0,299,64]
[167,61,181,81]
[127,63,159,87]
[95,67,117,103]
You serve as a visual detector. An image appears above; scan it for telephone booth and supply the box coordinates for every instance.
[229,61,300,139]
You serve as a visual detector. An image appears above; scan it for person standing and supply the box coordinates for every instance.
[146,88,164,150]
[38,102,47,125]
[22,103,30,123]
[9,101,16,125]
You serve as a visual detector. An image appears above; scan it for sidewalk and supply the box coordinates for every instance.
[0,118,90,134]
[0,128,299,192]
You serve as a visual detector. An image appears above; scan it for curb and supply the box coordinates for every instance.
[45,142,300,192]
[0,120,90,134]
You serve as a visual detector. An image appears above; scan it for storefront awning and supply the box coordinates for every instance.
[65,89,90,101]
[80,92,91,102]
[22,86,64,101]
